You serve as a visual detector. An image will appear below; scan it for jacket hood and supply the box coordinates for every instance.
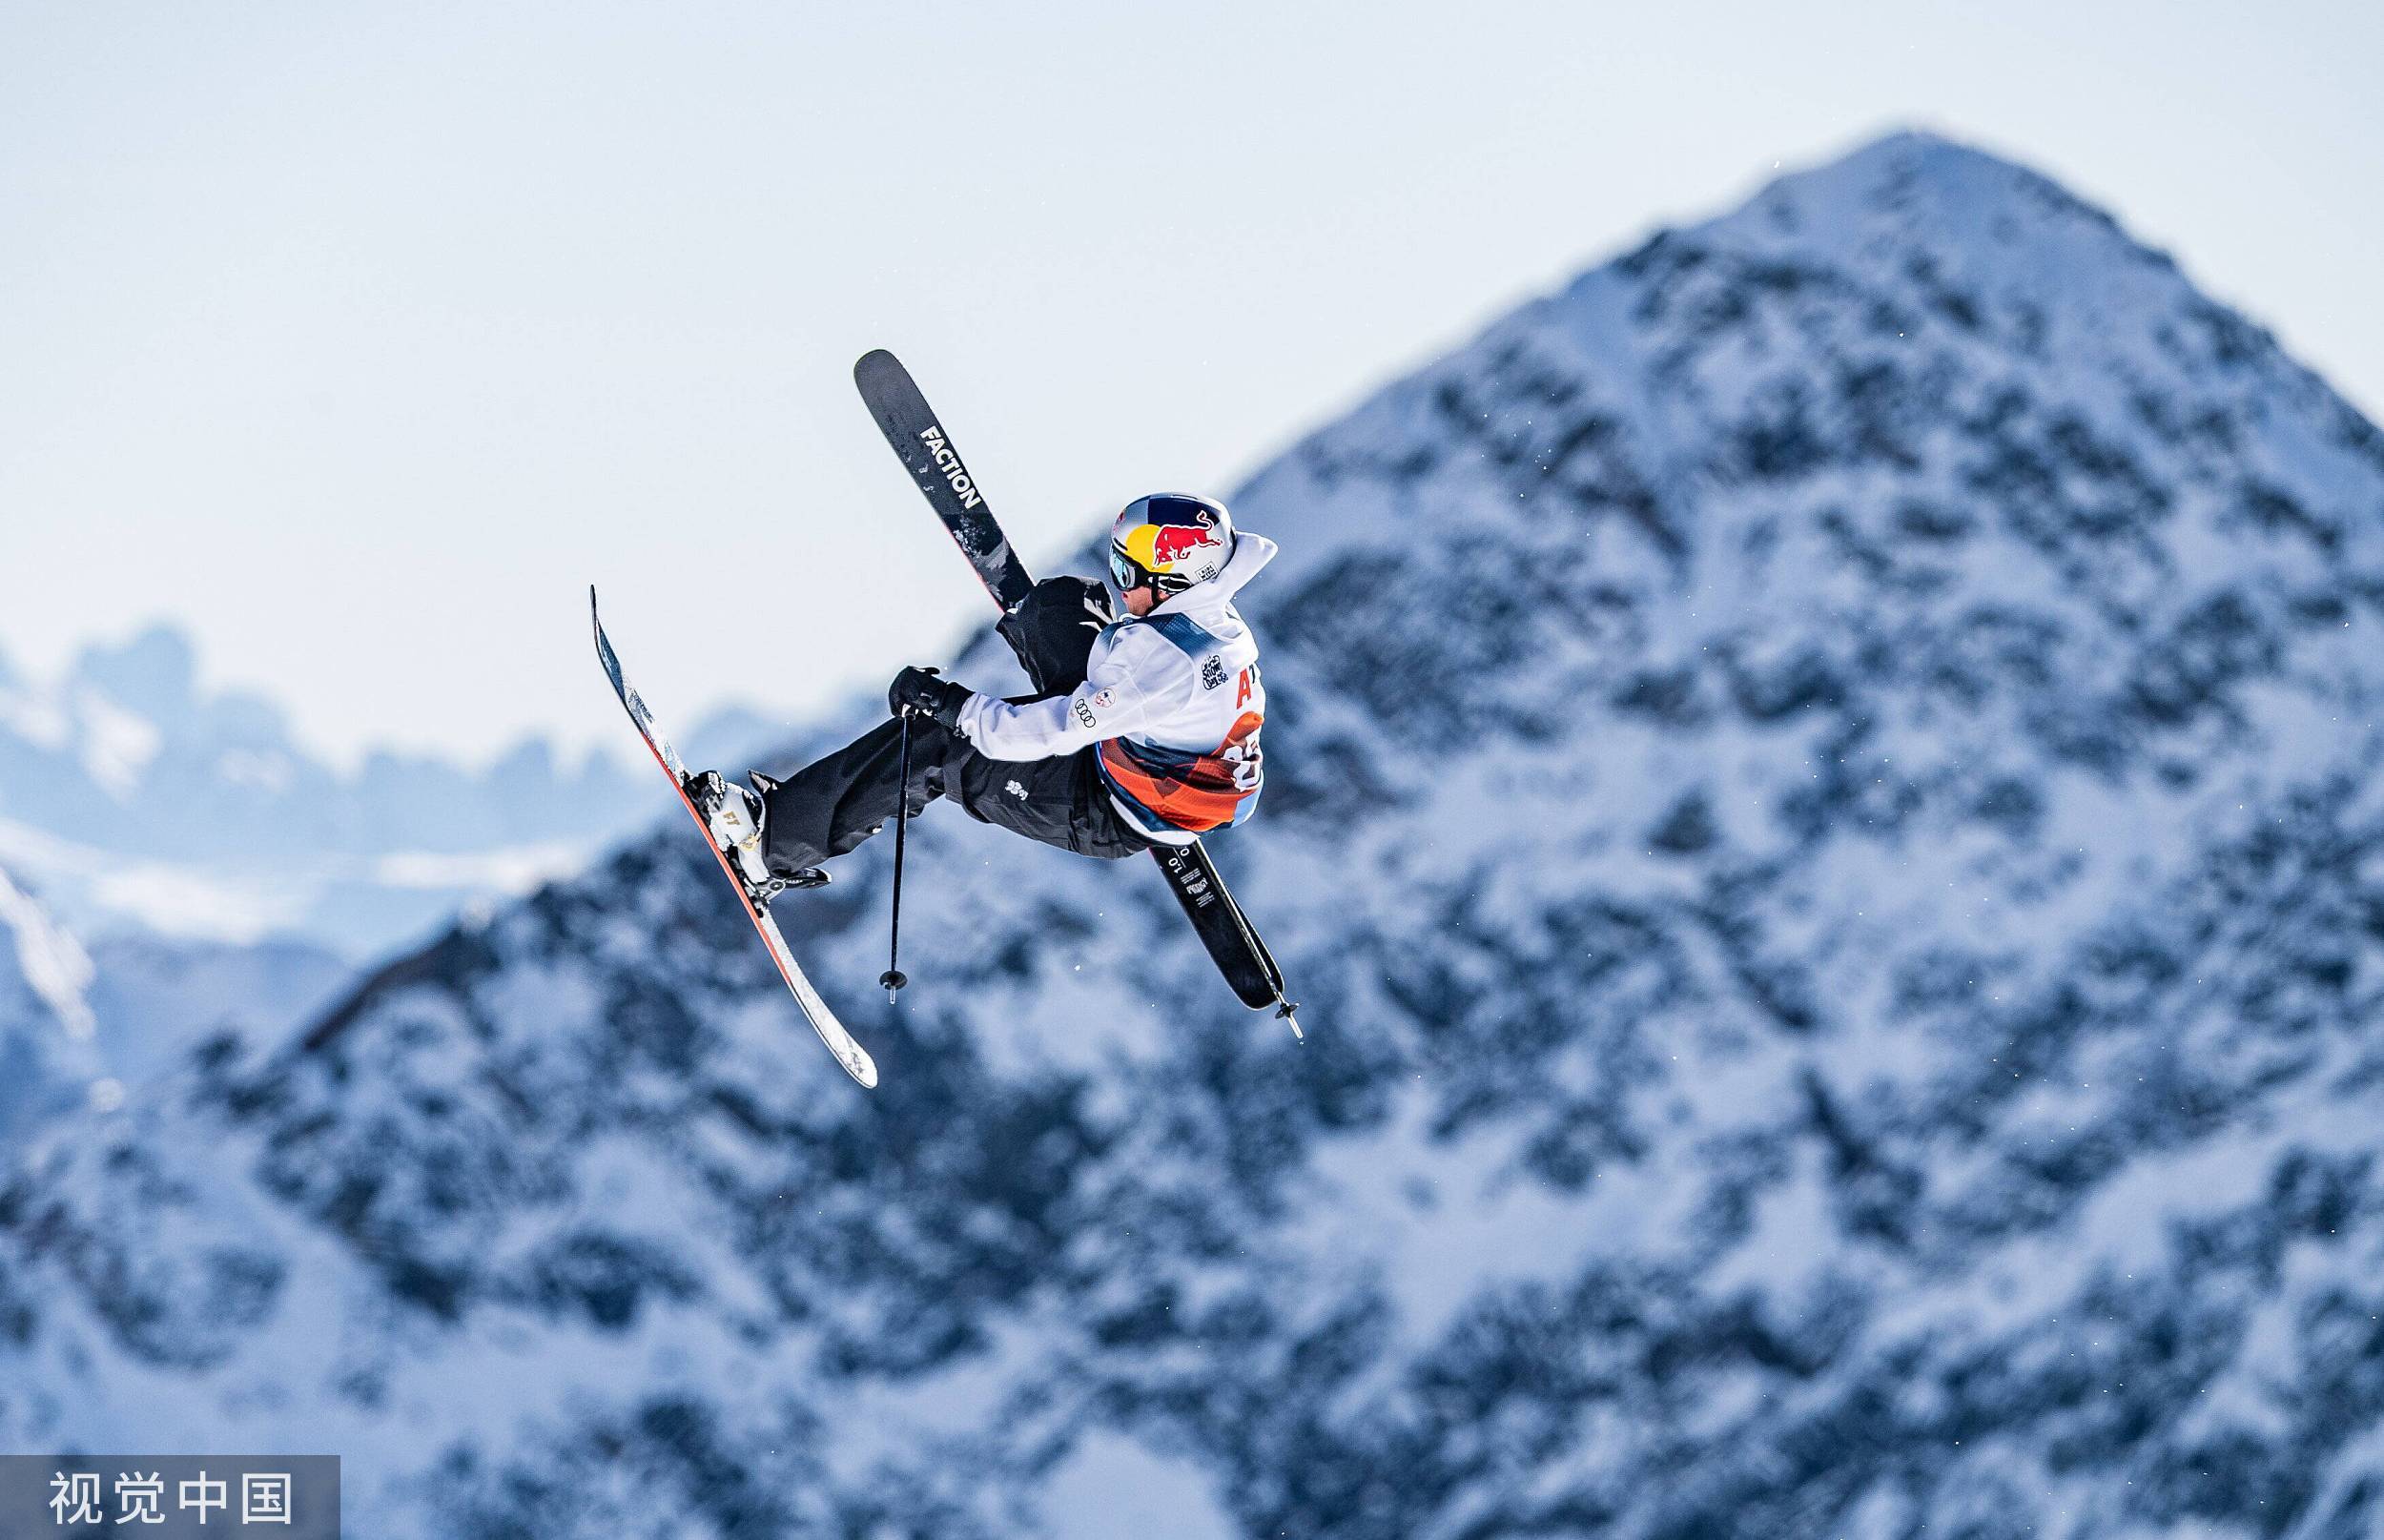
[1147,531,1277,619]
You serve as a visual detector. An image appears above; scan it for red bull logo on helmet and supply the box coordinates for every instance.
[1121,505,1223,576]
[1150,523,1219,566]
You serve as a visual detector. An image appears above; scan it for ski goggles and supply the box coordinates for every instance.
[1108,543,1152,593]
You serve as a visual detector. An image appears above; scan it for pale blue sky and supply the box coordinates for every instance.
[4,2,2378,765]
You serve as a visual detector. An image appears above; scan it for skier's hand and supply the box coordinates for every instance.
[887,666,972,729]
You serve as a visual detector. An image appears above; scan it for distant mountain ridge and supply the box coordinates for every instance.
[7,131,2384,1538]
[0,622,776,956]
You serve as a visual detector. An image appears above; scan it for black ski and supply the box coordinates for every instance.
[853,349,1034,610]
[853,348,1298,1031]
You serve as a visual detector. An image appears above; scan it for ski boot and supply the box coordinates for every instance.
[686,770,828,904]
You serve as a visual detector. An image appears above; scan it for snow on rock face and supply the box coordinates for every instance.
[0,862,347,1158]
[10,131,2384,1538]
[0,869,95,1047]
[0,867,108,1147]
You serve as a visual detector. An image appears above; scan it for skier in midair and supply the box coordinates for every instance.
[689,494,1271,897]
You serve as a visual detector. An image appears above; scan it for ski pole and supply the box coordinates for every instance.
[879,707,915,1003]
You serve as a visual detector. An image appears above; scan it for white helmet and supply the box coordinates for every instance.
[1107,494,1234,599]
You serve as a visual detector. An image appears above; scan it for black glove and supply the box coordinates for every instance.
[997,576,1114,694]
[887,665,973,729]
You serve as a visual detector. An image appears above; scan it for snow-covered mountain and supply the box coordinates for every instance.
[0,624,776,958]
[7,131,2384,1537]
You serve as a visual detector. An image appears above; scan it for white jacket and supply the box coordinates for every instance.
[956,533,1275,840]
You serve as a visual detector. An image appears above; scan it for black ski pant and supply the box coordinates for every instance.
[757,577,1154,875]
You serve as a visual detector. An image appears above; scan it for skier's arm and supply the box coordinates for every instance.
[956,628,1183,761]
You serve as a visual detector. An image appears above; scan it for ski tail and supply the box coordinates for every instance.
[592,587,688,783]
[1153,840,1299,1035]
